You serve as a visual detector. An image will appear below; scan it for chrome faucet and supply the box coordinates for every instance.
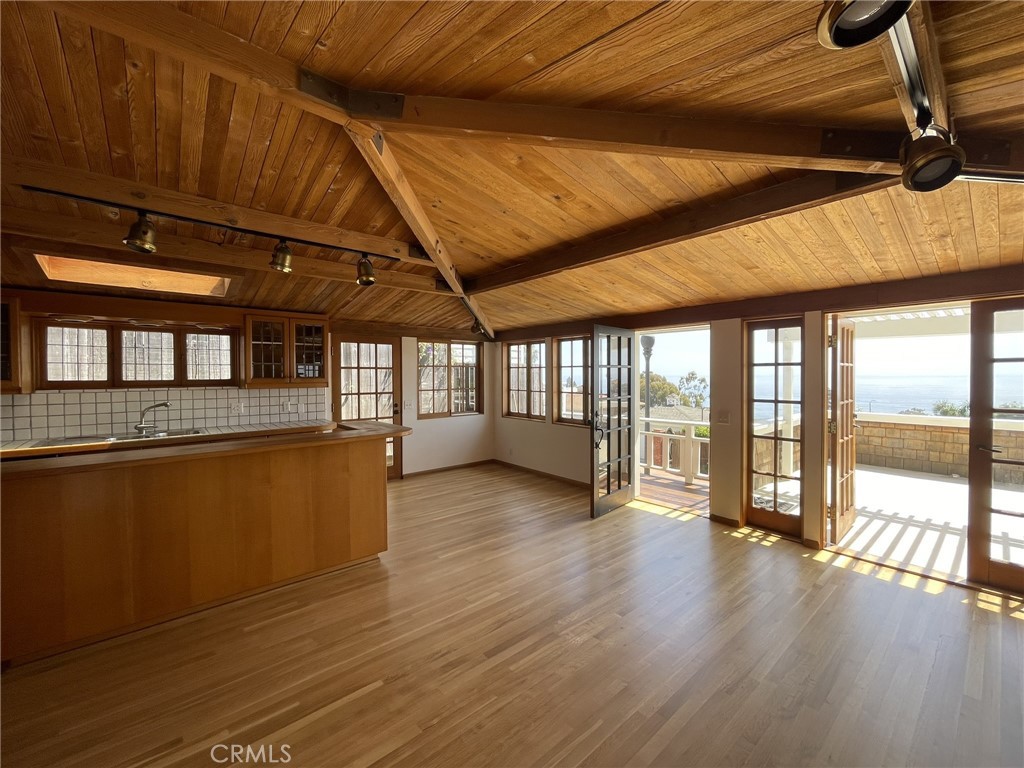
[135,401,171,435]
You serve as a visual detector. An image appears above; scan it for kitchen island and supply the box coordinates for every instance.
[0,421,411,663]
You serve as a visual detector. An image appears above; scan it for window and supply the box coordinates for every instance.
[36,322,238,389]
[417,340,483,417]
[506,341,546,419]
[185,331,235,383]
[42,324,111,387]
[121,329,176,383]
[555,336,589,425]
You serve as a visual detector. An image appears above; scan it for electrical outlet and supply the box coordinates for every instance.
[229,401,244,415]
[284,401,299,413]
[715,409,730,425]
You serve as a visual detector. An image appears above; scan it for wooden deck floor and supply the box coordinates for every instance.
[2,464,1022,767]
[636,468,710,516]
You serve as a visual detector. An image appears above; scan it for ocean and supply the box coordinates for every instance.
[856,374,1021,414]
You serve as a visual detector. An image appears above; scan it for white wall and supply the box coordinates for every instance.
[399,338,495,475]
[490,339,591,484]
[709,319,744,524]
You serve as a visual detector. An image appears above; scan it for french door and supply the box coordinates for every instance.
[829,316,857,545]
[747,319,803,538]
[968,298,1024,592]
[333,337,403,480]
[591,326,635,518]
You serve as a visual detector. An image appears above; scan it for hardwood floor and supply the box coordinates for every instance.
[2,464,1022,767]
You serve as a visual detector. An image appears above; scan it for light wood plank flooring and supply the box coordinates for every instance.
[2,464,1022,767]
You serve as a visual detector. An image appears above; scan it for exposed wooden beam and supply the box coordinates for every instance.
[329,320,484,342]
[344,129,494,337]
[1,156,420,263]
[354,94,906,175]
[0,207,444,295]
[466,172,900,294]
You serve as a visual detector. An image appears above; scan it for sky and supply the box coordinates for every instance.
[640,328,1021,381]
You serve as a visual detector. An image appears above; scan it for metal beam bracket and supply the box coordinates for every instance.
[299,69,404,120]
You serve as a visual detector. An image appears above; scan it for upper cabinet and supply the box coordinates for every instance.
[1,299,30,394]
[244,314,328,388]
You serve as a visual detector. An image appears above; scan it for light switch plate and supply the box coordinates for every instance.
[715,409,730,425]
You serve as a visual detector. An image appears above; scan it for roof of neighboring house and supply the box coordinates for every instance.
[646,405,706,423]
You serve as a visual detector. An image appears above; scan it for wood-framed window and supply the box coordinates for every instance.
[555,335,590,425]
[505,340,546,420]
[417,340,483,418]
[37,321,113,389]
[35,321,239,390]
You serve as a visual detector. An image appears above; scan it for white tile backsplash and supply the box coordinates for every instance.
[0,387,329,440]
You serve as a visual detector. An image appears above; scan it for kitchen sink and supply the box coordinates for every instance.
[105,429,205,442]
[35,429,204,447]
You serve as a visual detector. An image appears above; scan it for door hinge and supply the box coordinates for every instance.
[827,334,836,348]
[828,420,838,434]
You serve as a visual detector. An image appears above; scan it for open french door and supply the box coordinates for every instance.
[968,298,1024,593]
[829,316,857,545]
[591,326,635,518]
[333,336,403,480]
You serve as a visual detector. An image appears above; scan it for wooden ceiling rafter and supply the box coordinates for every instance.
[1,157,422,264]
[345,126,495,337]
[0,206,446,295]
[466,171,900,294]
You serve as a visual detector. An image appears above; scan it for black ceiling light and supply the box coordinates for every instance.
[471,320,483,335]
[356,255,376,287]
[899,124,966,192]
[816,0,915,49]
[269,240,293,274]
[122,211,157,254]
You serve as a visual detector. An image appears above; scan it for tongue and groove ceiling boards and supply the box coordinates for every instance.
[1,1,1021,332]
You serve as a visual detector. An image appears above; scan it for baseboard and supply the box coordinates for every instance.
[491,460,590,489]
[803,537,824,550]
[401,460,493,479]
[709,513,742,528]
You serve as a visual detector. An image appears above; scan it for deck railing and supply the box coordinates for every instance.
[638,418,710,484]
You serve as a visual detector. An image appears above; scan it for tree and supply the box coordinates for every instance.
[932,399,970,417]
[638,373,680,407]
[899,407,927,415]
[678,371,710,408]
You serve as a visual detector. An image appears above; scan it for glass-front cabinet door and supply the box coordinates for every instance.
[246,316,289,386]
[292,321,328,385]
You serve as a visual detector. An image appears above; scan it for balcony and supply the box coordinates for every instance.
[636,412,1024,582]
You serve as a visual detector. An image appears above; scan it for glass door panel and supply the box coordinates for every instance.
[591,326,634,518]
[335,337,402,480]
[968,300,1024,592]
[747,319,803,538]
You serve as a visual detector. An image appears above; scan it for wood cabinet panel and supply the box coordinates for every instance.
[1,438,388,662]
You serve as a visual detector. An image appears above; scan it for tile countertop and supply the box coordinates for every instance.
[0,420,340,458]
[1,421,413,477]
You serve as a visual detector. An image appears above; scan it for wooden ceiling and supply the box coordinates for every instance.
[1,1,1021,333]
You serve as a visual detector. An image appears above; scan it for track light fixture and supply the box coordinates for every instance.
[899,124,966,192]
[471,320,483,335]
[356,255,376,286]
[269,240,293,274]
[816,0,915,49]
[123,211,157,254]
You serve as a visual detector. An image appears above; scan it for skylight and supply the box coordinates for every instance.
[34,255,230,297]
